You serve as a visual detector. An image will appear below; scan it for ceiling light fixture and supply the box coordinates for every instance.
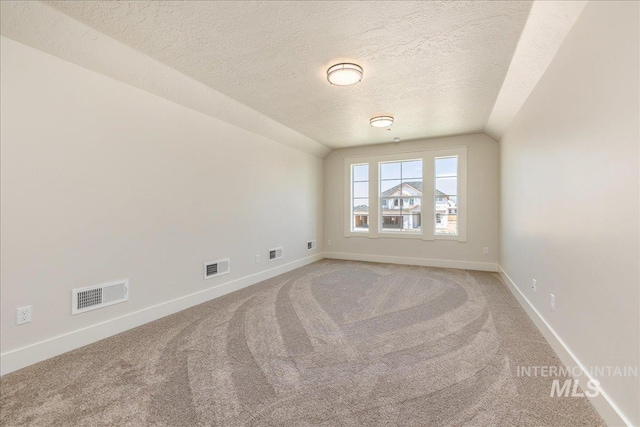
[327,63,363,86]
[370,115,394,128]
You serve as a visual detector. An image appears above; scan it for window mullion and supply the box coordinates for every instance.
[369,163,379,238]
[422,153,435,241]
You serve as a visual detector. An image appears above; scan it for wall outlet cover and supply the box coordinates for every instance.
[16,305,32,325]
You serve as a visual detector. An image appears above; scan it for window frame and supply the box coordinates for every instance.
[378,158,423,236]
[343,146,467,242]
[434,154,461,239]
[349,163,370,234]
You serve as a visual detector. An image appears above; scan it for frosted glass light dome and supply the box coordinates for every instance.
[370,115,394,128]
[327,63,363,86]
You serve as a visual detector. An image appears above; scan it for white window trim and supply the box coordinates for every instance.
[343,146,467,242]
[345,162,371,237]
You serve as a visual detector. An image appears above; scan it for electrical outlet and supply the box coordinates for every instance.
[255,254,260,263]
[550,293,556,311]
[16,305,31,325]
[483,247,489,255]
[532,279,537,292]
[327,239,332,246]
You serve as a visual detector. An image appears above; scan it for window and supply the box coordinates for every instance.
[435,156,458,235]
[382,215,403,229]
[343,147,466,241]
[351,164,369,232]
[355,215,369,228]
[379,160,422,232]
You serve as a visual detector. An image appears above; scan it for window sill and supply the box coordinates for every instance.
[378,231,423,239]
[345,231,370,238]
[345,231,463,241]
[434,234,460,241]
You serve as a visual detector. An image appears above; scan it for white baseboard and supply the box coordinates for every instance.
[0,252,324,376]
[498,267,631,427]
[325,251,499,272]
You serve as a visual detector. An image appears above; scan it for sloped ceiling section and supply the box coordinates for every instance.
[16,1,532,149]
[485,1,588,140]
[0,1,331,158]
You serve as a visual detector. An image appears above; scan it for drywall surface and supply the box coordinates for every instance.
[324,134,499,268]
[0,37,323,354]
[499,1,639,425]
[485,0,587,140]
[0,1,329,158]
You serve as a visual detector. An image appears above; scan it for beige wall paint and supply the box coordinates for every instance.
[0,37,323,353]
[499,1,639,425]
[324,134,499,267]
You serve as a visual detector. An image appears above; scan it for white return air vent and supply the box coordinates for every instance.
[269,247,284,261]
[204,258,230,279]
[72,279,129,315]
[307,240,317,250]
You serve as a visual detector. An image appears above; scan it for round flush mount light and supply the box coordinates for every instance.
[370,115,394,128]
[327,63,363,86]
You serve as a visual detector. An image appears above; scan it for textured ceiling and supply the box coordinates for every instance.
[42,1,532,148]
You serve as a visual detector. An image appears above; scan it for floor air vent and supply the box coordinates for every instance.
[72,279,129,315]
[307,240,317,250]
[204,258,230,279]
[269,247,283,261]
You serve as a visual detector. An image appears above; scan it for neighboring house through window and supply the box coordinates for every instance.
[380,159,423,232]
[351,164,369,232]
[435,156,458,235]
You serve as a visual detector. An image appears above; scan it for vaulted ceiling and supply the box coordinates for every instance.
[1,1,587,154]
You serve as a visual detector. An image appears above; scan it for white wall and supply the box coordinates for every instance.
[324,134,499,270]
[499,1,639,425]
[0,37,323,365]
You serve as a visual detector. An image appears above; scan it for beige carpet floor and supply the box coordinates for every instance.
[1,260,604,426]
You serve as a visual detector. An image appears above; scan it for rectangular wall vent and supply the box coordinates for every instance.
[307,240,317,250]
[204,258,230,279]
[72,279,129,315]
[269,247,284,261]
